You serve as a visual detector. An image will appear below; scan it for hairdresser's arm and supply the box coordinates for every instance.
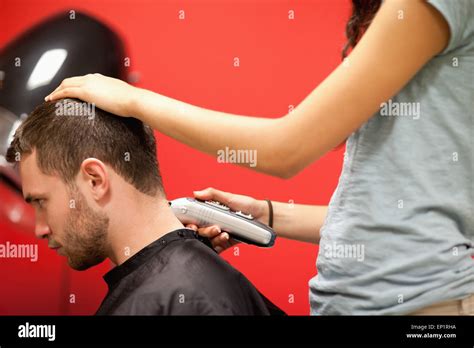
[259,201,327,244]
[46,0,449,178]
[188,188,326,248]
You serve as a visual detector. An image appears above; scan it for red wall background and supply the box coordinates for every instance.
[0,0,350,315]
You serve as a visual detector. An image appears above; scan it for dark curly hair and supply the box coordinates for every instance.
[342,0,382,59]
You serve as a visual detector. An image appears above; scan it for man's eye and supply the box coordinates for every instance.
[37,199,45,208]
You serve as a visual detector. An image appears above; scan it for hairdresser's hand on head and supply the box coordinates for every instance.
[44,73,137,117]
[185,188,269,254]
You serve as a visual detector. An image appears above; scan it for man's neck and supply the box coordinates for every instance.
[107,195,184,266]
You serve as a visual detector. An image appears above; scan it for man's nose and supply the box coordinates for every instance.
[34,219,51,239]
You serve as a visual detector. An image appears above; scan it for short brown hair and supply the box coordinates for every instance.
[6,98,164,196]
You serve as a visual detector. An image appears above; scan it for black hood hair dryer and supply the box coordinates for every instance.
[0,11,128,230]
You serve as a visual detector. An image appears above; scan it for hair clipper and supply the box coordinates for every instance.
[169,197,276,247]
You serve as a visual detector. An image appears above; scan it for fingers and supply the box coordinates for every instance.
[197,225,221,238]
[193,187,233,206]
[211,232,230,246]
[211,232,232,254]
[192,224,233,254]
[45,87,85,102]
[185,224,198,231]
[45,75,88,101]
[60,76,87,88]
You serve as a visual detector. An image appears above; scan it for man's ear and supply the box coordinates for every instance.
[78,158,109,201]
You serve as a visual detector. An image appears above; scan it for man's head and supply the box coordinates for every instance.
[6,98,165,270]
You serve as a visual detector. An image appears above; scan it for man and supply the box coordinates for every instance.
[6,98,284,315]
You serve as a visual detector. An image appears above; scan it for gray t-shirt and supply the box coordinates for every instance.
[310,0,474,315]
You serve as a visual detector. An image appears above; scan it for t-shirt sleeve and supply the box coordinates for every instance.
[427,0,474,54]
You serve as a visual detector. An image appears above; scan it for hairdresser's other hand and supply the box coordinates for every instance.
[185,187,269,253]
[44,73,137,117]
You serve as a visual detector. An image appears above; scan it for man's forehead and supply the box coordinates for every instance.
[19,150,61,198]
[19,150,43,180]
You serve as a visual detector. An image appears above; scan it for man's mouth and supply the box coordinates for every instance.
[48,243,62,251]
[50,246,65,256]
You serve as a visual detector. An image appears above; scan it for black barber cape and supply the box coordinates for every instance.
[96,229,285,315]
